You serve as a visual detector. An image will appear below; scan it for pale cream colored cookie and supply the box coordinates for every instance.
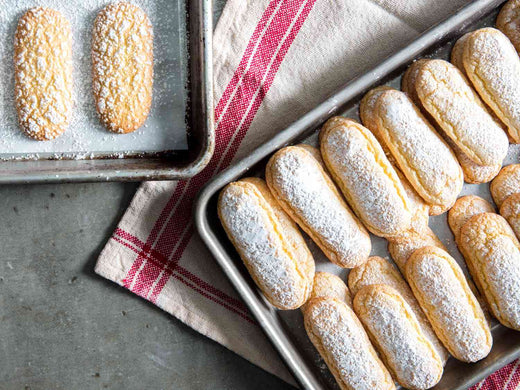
[348,256,448,363]
[463,27,520,143]
[320,117,412,237]
[460,212,520,330]
[451,32,472,77]
[218,178,315,310]
[490,164,520,208]
[266,146,371,268]
[401,59,430,106]
[302,274,395,390]
[353,285,443,390]
[414,59,508,167]
[406,246,492,363]
[403,58,503,184]
[448,195,495,244]
[307,271,352,307]
[14,7,72,140]
[92,2,153,133]
[368,88,463,215]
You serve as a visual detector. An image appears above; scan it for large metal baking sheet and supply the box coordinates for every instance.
[195,1,520,389]
[0,0,214,183]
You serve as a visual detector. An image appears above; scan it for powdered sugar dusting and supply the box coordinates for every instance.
[355,286,443,389]
[348,256,448,362]
[268,147,371,267]
[408,250,491,362]
[322,119,411,237]
[0,0,187,157]
[464,28,520,143]
[92,2,153,133]
[416,59,508,166]
[376,90,463,210]
[305,299,394,390]
[461,213,520,330]
[219,182,309,309]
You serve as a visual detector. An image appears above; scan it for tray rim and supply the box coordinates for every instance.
[0,0,215,184]
[195,0,520,388]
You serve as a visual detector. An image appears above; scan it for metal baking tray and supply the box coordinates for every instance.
[0,0,214,184]
[195,1,520,389]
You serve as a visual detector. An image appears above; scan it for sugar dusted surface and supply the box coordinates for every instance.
[305,299,393,390]
[219,183,307,309]
[356,287,443,389]
[465,28,520,143]
[322,121,411,237]
[348,257,448,362]
[410,252,491,362]
[416,60,508,167]
[0,0,188,158]
[462,214,520,329]
[269,148,371,266]
[376,91,462,208]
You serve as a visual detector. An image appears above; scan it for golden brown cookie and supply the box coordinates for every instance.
[14,7,73,140]
[92,2,154,133]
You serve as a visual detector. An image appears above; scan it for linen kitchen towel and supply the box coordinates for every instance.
[95,0,520,387]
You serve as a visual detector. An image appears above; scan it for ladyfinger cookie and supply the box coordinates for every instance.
[387,227,446,273]
[460,212,520,330]
[359,85,393,140]
[497,0,520,53]
[448,195,495,244]
[218,178,315,310]
[414,59,508,167]
[353,285,443,390]
[451,32,472,77]
[403,59,503,184]
[266,146,371,268]
[463,27,520,143]
[308,271,351,307]
[401,59,430,108]
[387,169,447,271]
[14,8,72,141]
[369,88,463,215]
[406,246,492,362]
[303,276,395,390]
[348,256,448,362]
[500,193,520,239]
[92,2,153,133]
[320,117,412,237]
[490,164,520,208]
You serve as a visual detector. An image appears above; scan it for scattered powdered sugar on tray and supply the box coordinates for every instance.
[0,0,188,159]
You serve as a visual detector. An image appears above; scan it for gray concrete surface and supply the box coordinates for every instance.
[0,183,290,390]
[0,1,291,389]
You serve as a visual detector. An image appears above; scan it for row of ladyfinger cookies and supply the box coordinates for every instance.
[218,1,520,389]
[15,3,153,141]
[219,155,520,389]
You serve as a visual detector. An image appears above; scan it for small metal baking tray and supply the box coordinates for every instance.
[0,0,214,184]
[195,0,520,389]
